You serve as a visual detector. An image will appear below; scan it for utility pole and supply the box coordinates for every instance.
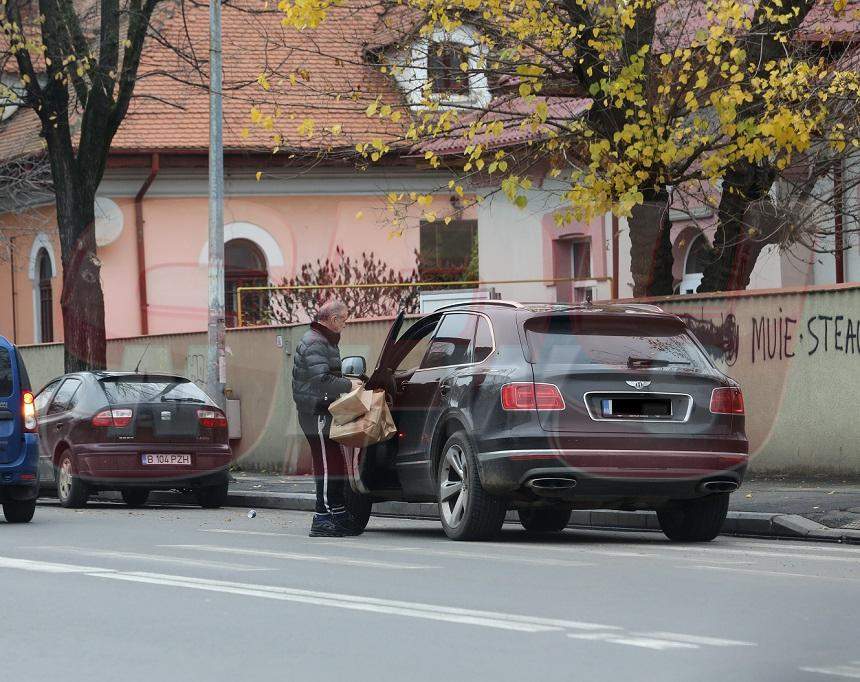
[206,0,226,409]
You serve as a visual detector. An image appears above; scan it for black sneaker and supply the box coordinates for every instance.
[332,511,364,537]
[309,513,345,538]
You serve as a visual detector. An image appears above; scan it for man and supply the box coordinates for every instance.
[292,299,362,537]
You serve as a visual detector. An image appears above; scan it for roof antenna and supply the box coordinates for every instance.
[134,343,152,374]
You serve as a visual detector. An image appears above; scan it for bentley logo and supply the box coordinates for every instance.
[626,380,651,390]
[160,411,172,421]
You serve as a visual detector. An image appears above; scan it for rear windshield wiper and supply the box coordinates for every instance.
[627,357,691,368]
[160,397,206,404]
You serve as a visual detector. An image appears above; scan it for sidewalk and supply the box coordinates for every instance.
[182,472,860,544]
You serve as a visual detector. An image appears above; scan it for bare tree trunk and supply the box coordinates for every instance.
[628,189,674,297]
[698,163,775,293]
[47,139,107,371]
[57,195,106,371]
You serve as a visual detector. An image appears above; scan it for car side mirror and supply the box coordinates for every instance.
[342,355,367,377]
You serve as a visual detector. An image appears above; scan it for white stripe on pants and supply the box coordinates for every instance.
[317,415,345,514]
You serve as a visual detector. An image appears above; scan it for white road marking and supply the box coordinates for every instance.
[634,632,756,647]
[161,544,434,570]
[800,662,860,679]
[197,532,594,568]
[95,571,620,633]
[684,565,860,582]
[655,545,860,564]
[730,540,860,555]
[0,554,756,648]
[24,546,273,572]
[0,556,114,574]
[567,632,698,651]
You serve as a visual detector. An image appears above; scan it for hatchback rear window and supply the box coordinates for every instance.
[100,378,211,405]
[524,315,712,370]
[0,348,12,397]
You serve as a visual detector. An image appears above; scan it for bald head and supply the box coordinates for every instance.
[316,298,349,333]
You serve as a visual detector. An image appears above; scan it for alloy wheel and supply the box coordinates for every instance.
[439,444,469,528]
[58,457,72,502]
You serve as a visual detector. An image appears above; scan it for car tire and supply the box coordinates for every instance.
[56,451,88,509]
[657,493,730,542]
[196,481,229,509]
[3,499,37,523]
[121,489,150,508]
[437,431,506,541]
[343,484,372,535]
[518,507,571,533]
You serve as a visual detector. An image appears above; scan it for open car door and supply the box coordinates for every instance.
[366,310,405,393]
[347,310,406,498]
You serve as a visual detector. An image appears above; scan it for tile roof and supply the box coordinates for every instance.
[417,96,591,156]
[0,0,406,161]
[798,0,860,39]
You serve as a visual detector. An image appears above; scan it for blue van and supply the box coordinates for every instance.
[0,336,39,523]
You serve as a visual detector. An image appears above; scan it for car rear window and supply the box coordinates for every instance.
[524,315,712,370]
[100,378,211,404]
[16,353,31,392]
[0,347,12,397]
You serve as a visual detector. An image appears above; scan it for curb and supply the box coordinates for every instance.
[141,489,860,545]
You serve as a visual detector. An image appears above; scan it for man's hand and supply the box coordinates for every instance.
[350,378,365,392]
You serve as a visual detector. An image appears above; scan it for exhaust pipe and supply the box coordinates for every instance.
[526,478,577,495]
[699,480,739,493]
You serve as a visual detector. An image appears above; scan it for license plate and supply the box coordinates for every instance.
[141,454,192,466]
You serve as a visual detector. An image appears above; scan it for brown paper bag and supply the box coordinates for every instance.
[373,391,397,442]
[328,385,372,426]
[330,390,397,447]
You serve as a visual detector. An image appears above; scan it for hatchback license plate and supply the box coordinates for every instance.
[141,454,192,466]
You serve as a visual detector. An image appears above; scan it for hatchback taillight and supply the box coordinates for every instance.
[710,387,745,415]
[22,391,36,431]
[197,409,228,428]
[501,382,565,410]
[92,408,133,427]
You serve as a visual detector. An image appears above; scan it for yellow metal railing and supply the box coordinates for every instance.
[236,276,613,327]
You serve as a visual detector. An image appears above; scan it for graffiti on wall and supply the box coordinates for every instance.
[681,309,860,365]
[678,313,740,366]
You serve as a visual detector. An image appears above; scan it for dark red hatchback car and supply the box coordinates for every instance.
[36,372,232,508]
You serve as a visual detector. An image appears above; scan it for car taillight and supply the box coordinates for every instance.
[710,387,745,415]
[22,391,36,431]
[92,408,134,427]
[197,409,228,428]
[501,382,565,411]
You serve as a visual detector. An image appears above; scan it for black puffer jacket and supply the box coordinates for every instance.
[292,322,353,415]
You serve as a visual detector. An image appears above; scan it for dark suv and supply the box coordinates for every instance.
[347,301,748,542]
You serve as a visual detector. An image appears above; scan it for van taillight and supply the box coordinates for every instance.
[710,387,744,415]
[22,391,36,431]
[92,409,133,427]
[501,383,565,411]
[197,409,228,428]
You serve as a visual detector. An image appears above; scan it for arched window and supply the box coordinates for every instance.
[36,248,54,342]
[680,234,710,294]
[225,239,268,326]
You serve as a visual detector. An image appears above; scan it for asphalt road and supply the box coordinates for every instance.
[2,502,859,682]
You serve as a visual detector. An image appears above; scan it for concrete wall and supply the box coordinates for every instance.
[19,319,396,475]
[17,283,860,477]
[648,283,860,476]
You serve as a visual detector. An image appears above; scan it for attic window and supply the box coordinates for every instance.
[427,42,468,96]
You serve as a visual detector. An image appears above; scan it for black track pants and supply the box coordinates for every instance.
[299,412,346,515]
